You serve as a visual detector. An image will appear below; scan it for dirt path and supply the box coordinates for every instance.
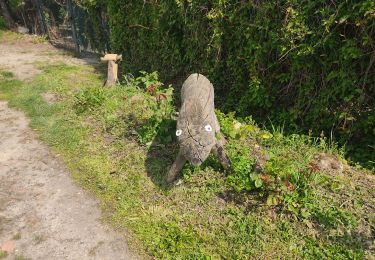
[0,34,98,81]
[0,36,134,259]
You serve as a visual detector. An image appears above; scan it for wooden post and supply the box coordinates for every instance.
[100,54,122,86]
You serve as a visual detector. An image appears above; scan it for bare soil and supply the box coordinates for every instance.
[0,34,97,81]
[0,35,134,259]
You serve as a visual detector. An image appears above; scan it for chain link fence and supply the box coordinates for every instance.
[38,0,109,54]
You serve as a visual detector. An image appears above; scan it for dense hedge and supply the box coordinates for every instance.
[78,0,374,167]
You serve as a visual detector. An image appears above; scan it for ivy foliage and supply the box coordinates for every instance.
[77,0,374,168]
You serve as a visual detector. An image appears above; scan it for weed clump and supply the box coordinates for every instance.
[127,72,176,144]
[0,71,13,80]
[74,86,106,114]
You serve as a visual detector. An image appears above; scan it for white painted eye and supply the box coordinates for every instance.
[204,124,212,132]
[176,129,182,136]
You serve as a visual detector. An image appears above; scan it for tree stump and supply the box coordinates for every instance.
[100,54,122,86]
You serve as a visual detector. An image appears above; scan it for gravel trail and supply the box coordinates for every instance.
[0,36,134,260]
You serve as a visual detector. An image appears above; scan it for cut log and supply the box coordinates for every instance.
[106,60,118,86]
[101,53,122,86]
[101,54,122,62]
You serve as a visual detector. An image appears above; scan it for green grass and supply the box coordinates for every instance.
[14,255,26,260]
[0,28,48,44]
[0,63,374,259]
[0,29,23,42]
[0,250,7,259]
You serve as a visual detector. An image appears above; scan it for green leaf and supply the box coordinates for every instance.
[255,179,263,188]
[261,132,273,139]
[229,130,237,139]
[266,195,278,206]
[287,204,299,214]
[245,125,255,132]
[301,208,311,218]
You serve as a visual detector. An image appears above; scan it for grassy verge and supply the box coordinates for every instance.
[0,62,374,259]
[0,28,48,45]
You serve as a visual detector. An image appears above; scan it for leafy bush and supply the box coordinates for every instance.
[123,71,176,144]
[216,111,320,216]
[0,16,7,30]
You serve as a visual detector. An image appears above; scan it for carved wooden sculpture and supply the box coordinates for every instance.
[100,54,122,86]
[166,74,231,183]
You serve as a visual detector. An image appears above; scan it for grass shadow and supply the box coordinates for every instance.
[47,42,108,82]
[144,118,179,190]
[144,117,233,190]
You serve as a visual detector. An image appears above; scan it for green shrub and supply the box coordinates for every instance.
[127,71,176,145]
[215,111,321,216]
[0,16,7,30]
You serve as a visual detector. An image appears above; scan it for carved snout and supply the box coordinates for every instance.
[180,141,213,167]
[190,158,202,166]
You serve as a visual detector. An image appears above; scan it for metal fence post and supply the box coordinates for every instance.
[66,0,80,54]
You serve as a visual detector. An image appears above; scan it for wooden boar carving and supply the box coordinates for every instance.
[166,73,231,183]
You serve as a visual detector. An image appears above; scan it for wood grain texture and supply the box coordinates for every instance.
[167,74,231,183]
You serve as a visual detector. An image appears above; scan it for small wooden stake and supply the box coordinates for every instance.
[100,54,122,86]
